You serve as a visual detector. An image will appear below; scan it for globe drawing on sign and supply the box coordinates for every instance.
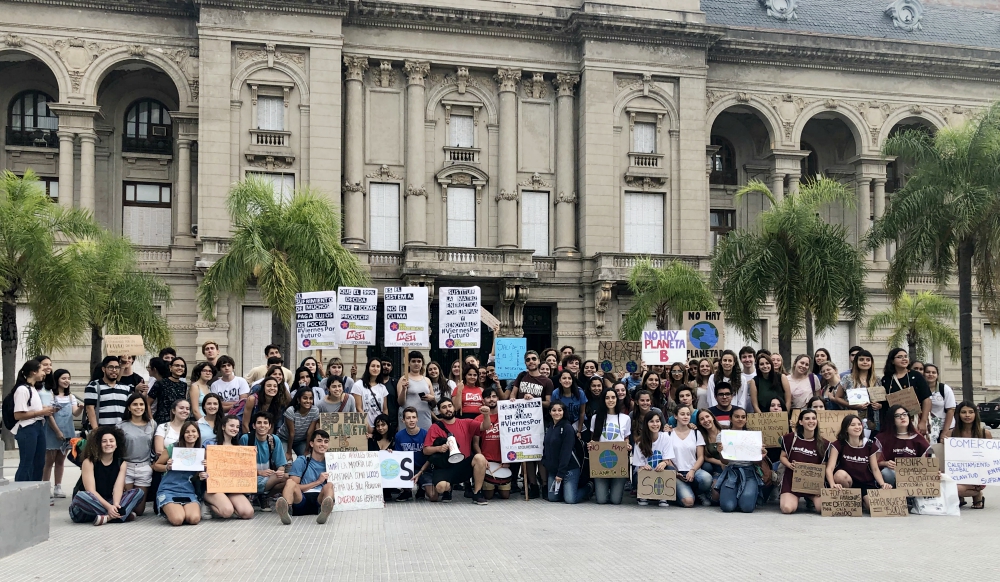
[380,458,400,479]
[652,477,665,496]
[602,424,621,441]
[690,321,720,350]
[649,451,663,467]
[600,360,613,373]
[599,449,618,469]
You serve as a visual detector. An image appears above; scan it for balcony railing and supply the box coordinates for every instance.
[593,253,705,283]
[628,152,664,168]
[122,134,173,156]
[250,129,290,148]
[403,246,537,279]
[6,127,57,148]
[443,146,480,164]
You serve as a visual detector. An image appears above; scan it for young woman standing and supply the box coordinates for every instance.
[817,362,843,410]
[630,389,665,434]
[749,353,790,413]
[117,393,156,516]
[151,358,189,425]
[923,364,956,442]
[43,369,82,498]
[689,358,713,409]
[242,377,289,433]
[588,387,631,505]
[714,407,768,513]
[787,355,818,409]
[279,389,319,457]
[154,399,191,460]
[835,348,878,423]
[631,411,675,508]
[779,409,826,514]
[452,364,483,421]
[426,361,454,404]
[397,352,435,430]
[203,416,255,519]
[826,414,892,511]
[188,362,216,420]
[875,405,930,487]
[771,353,787,376]
[152,420,207,526]
[550,370,588,435]
[11,360,54,482]
[69,426,144,525]
[666,406,712,507]
[951,401,991,508]
[357,358,388,429]
[542,402,586,504]
[877,348,932,435]
[316,376,357,414]
[707,350,746,409]
[812,348,832,376]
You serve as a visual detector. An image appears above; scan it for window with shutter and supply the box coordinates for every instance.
[633,122,657,154]
[450,114,474,148]
[447,187,476,247]
[242,307,273,375]
[257,96,284,131]
[247,172,294,202]
[369,182,400,251]
[520,190,549,256]
[985,325,1000,387]
[122,182,172,247]
[623,192,663,254]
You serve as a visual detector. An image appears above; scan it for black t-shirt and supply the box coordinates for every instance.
[92,457,123,501]
[119,373,145,390]
[878,371,931,427]
[513,371,554,399]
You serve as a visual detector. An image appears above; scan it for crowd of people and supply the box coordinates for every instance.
[4,340,988,525]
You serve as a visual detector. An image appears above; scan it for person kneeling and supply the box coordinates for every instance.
[275,430,334,525]
[152,421,207,526]
[239,411,289,511]
[203,415,256,519]
[69,426,144,525]
[422,398,491,505]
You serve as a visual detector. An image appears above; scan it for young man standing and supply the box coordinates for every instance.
[275,430,335,524]
[85,356,134,427]
[239,411,289,510]
[423,398,491,505]
[117,355,147,395]
[201,341,221,367]
[245,344,293,385]
[707,382,736,428]
[509,352,551,499]
[473,387,510,500]
[739,346,757,386]
[394,407,432,501]
[562,354,583,390]
[211,355,250,413]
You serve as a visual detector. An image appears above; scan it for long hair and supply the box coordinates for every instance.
[835,414,864,444]
[290,386,315,414]
[812,348,832,375]
[555,370,576,397]
[728,407,748,430]
[881,404,917,436]
[754,353,777,386]
[176,420,203,449]
[199,394,225,436]
[294,365,318,388]
[637,410,661,459]
[954,401,986,439]
[794,408,826,458]
[692,358,712,388]
[51,368,72,396]
[713,350,741,386]
[32,355,55,392]
[190,361,217,384]
[372,414,393,443]
[668,363,686,398]
[361,357,383,388]
[590,386,623,442]
[426,361,452,400]
[851,349,876,388]
[15,359,41,386]
[256,378,290,420]
[83,425,125,463]
[695,409,722,444]
[121,392,151,423]
[631,389,653,426]
[214,415,242,445]
[883,347,908,379]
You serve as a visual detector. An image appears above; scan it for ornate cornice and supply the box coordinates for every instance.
[404,60,430,87]
[344,55,369,81]
[5,0,195,17]
[495,189,518,202]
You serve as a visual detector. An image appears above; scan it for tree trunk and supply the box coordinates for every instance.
[90,324,104,379]
[804,308,814,359]
[957,239,975,402]
[271,311,290,365]
[906,331,918,363]
[778,320,793,372]
[1,289,18,449]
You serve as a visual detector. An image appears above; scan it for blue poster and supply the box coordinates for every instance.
[495,338,527,380]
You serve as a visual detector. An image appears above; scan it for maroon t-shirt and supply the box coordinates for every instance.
[513,371,554,400]
[874,433,930,462]
[831,439,880,485]
[475,413,501,462]
[424,417,482,458]
[780,432,825,495]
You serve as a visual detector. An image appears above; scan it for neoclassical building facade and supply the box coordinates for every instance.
[2,0,999,391]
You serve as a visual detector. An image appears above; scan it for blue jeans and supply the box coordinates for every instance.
[719,475,758,513]
[14,421,46,482]
[547,468,585,504]
[881,467,896,487]
[675,469,712,504]
[594,477,627,505]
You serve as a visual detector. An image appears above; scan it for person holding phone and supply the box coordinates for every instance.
[397,350,435,430]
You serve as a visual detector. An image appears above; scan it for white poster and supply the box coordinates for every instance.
[170,447,205,472]
[295,291,338,350]
[497,399,544,462]
[439,286,481,349]
[641,330,687,365]
[325,451,384,512]
[943,437,1000,485]
[384,286,429,347]
[336,287,378,345]
[719,430,763,461]
[378,451,416,488]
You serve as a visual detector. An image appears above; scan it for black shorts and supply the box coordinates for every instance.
[433,457,473,485]
[292,491,321,515]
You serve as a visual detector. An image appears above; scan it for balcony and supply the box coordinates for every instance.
[250,129,290,148]
[403,246,537,280]
[6,127,57,148]
[122,134,173,156]
[443,146,480,164]
[592,253,705,283]
[628,152,664,169]
[624,152,668,190]
[245,129,294,168]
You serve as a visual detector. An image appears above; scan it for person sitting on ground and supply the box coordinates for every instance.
[779,409,826,515]
[422,397,491,505]
[239,411,289,511]
[275,430,335,525]
[950,401,991,509]
[202,415,255,520]
[152,420,207,526]
[69,425,144,525]
[631,410,676,508]
[117,393,156,516]
[825,414,893,512]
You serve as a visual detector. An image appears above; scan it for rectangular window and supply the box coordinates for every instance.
[725,321,765,352]
[623,192,663,254]
[242,306,272,376]
[369,182,400,251]
[985,325,1000,387]
[257,96,284,131]
[122,182,172,247]
[247,172,294,202]
[43,178,58,201]
[449,114,474,148]
[710,209,735,251]
[633,122,657,154]
[521,190,549,256]
[815,322,851,370]
[447,187,476,247]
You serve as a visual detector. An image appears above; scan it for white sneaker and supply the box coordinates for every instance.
[637,499,649,506]
[52,485,66,498]
[658,500,670,508]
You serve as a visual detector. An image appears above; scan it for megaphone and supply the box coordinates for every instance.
[446,435,465,463]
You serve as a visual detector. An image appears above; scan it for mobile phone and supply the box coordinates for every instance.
[419,392,427,397]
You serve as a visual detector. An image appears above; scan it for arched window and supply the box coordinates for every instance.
[7,91,58,148]
[123,99,172,155]
[800,142,819,182]
[709,135,737,185]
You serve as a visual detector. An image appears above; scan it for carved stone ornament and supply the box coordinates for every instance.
[366,164,402,180]
[456,67,469,94]
[246,156,293,170]
[518,172,551,189]
[556,191,578,204]
[759,0,798,21]
[3,34,24,47]
[624,176,667,191]
[495,189,519,202]
[405,185,427,197]
[376,61,395,88]
[594,281,613,336]
[885,0,923,32]
[404,61,430,87]
[127,44,145,57]
[343,180,364,194]
[451,173,472,186]
[237,45,304,68]
[495,68,522,93]
[523,72,546,99]
[554,73,580,97]
[344,55,369,82]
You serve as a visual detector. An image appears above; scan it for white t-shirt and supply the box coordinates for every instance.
[631,432,675,468]
[11,384,42,434]
[590,413,631,442]
[155,422,181,448]
[706,375,749,409]
[357,382,389,427]
[667,429,705,472]
[211,376,250,403]
[930,383,957,424]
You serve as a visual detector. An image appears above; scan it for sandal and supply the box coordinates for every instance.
[971,497,985,510]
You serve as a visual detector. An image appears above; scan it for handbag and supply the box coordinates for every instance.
[912,472,960,516]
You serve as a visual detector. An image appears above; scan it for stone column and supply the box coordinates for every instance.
[495,67,521,249]
[57,130,75,209]
[787,172,801,196]
[175,138,192,242]
[343,55,368,248]
[403,60,430,246]
[770,172,784,201]
[873,177,887,265]
[856,175,872,257]
[78,131,97,213]
[553,73,579,256]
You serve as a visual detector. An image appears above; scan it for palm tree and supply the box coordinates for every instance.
[711,177,867,365]
[865,291,960,362]
[620,258,716,341]
[867,102,1000,402]
[197,177,371,353]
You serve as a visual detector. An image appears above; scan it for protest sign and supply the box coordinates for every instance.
[104,335,145,356]
[378,451,415,488]
[896,456,941,497]
[319,412,368,452]
[887,388,921,414]
[498,399,544,462]
[867,384,887,403]
[171,447,204,472]
[480,307,500,332]
[205,445,257,493]
[336,287,377,345]
[846,388,870,406]
[791,463,825,495]
[789,409,801,432]
[820,488,862,517]
[868,489,909,517]
[944,437,1000,485]
[325,451,383,511]
[746,412,788,447]
[590,441,630,479]
[684,311,725,359]
[641,330,687,365]
[636,469,677,501]
[295,290,338,349]
[384,286,429,347]
[720,430,763,461]
[598,341,642,379]
[439,286,481,349]
[495,338,527,380]
[816,410,854,443]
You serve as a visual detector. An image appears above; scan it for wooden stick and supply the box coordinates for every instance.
[353,345,358,379]
[524,467,529,501]
[459,348,463,367]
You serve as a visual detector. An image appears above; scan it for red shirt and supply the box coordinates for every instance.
[460,386,483,415]
[475,413,501,462]
[424,417,482,458]
[874,433,930,462]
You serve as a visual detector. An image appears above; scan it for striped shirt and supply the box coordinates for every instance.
[84,379,134,425]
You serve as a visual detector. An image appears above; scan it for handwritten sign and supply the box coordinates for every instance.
[590,441,630,478]
[720,430,763,461]
[104,335,145,356]
[867,385,887,403]
[896,456,940,497]
[944,437,1000,485]
[641,330,687,365]
[684,311,725,359]
[170,446,205,472]
[480,307,500,333]
[378,451,415,488]
[816,410,854,443]
[439,286,481,349]
[336,287,377,345]
[598,341,642,379]
[384,286,429,347]
[791,462,825,495]
[319,412,368,452]
[636,469,676,500]
[887,388,921,414]
[846,388,870,406]
[205,445,257,493]
[495,338,527,380]
[789,409,802,432]
[821,488,862,517]
[295,290,338,349]
[747,412,788,447]
[498,399,544,462]
[325,451,384,512]
[868,489,909,517]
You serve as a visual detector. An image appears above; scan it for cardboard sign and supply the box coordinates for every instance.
[378,451,416,488]
[636,469,677,500]
[791,462,825,495]
[104,335,145,356]
[867,488,909,517]
[495,338,527,380]
[319,412,368,452]
[720,430,763,461]
[170,446,205,472]
[887,388,921,414]
[480,307,500,333]
[944,437,1000,485]
[439,286,481,349]
[747,412,788,447]
[896,456,941,497]
[205,445,257,493]
[846,388,870,406]
[498,399,544,462]
[789,409,802,432]
[384,286,429,347]
[684,311,725,359]
[867,384,887,403]
[336,287,378,345]
[325,451,384,511]
[590,441,630,478]
[641,330,687,365]
[816,410,855,443]
[821,488,863,517]
[598,341,642,379]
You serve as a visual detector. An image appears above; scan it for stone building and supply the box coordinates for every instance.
[1,0,999,392]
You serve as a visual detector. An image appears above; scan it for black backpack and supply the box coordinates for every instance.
[2,385,33,431]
